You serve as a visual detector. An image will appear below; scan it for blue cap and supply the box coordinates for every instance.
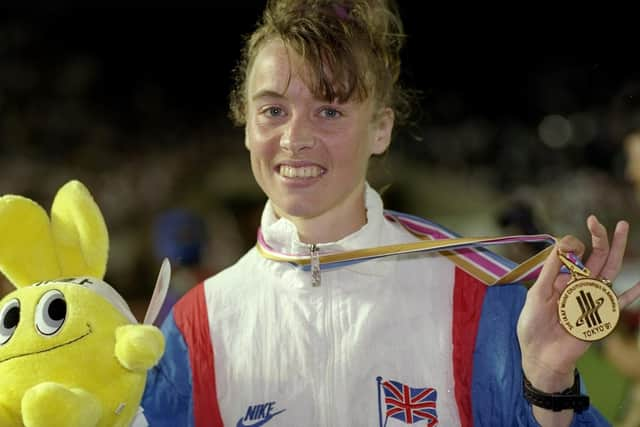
[153,209,207,266]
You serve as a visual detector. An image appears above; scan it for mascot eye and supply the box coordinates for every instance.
[0,299,20,345]
[35,290,67,336]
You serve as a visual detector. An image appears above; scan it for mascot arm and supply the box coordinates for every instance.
[22,382,102,427]
[115,324,165,373]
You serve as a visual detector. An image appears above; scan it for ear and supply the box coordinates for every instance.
[0,196,61,288]
[371,107,394,155]
[51,180,109,279]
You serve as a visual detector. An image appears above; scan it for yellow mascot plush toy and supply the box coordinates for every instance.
[0,180,167,427]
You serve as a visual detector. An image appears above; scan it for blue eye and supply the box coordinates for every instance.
[35,290,67,336]
[0,299,20,345]
[320,108,341,119]
[265,106,284,117]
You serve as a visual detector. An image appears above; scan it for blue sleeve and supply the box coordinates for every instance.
[142,310,195,427]
[472,284,611,426]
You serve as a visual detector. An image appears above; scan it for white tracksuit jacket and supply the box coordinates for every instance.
[142,186,609,427]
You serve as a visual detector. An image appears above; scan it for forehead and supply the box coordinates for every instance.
[246,39,374,113]
[247,39,306,97]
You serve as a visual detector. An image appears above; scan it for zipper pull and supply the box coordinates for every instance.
[310,244,321,287]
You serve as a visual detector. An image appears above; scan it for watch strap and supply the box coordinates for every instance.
[523,369,590,413]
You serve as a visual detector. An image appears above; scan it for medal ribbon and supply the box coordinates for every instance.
[256,209,559,286]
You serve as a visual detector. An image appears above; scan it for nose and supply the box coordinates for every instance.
[280,115,315,153]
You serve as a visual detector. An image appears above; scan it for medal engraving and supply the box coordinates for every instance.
[556,251,619,341]
[558,277,619,341]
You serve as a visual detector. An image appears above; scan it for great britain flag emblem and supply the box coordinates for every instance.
[376,377,438,426]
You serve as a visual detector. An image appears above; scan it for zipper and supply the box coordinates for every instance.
[310,244,321,287]
[310,243,336,424]
[323,264,336,425]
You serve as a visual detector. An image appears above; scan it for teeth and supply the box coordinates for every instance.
[279,165,323,178]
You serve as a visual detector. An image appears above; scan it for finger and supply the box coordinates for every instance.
[618,280,640,309]
[532,236,582,300]
[584,215,609,275]
[557,235,586,259]
[599,220,629,282]
[554,235,586,293]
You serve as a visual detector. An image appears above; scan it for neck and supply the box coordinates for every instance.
[275,188,368,244]
[294,210,367,244]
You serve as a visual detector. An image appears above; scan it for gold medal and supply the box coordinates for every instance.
[557,252,619,341]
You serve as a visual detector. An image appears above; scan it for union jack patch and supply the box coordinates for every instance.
[376,377,438,426]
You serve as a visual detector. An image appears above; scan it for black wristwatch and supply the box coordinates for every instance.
[523,369,590,413]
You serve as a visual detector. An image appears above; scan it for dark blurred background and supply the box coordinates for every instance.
[1,6,640,423]
[2,4,640,304]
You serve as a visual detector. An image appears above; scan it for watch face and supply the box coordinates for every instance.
[558,277,620,341]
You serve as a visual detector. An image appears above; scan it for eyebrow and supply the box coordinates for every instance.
[250,88,348,106]
[251,89,286,102]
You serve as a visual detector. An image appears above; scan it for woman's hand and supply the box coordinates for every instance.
[517,215,640,425]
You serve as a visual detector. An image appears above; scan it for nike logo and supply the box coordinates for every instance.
[236,409,286,427]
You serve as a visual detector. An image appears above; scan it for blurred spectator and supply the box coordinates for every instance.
[596,80,640,426]
[603,80,640,296]
[148,208,216,326]
[604,80,640,193]
[497,198,548,264]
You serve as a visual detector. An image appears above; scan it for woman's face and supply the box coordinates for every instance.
[625,132,640,191]
[244,39,393,230]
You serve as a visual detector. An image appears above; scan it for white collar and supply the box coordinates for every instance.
[260,183,387,258]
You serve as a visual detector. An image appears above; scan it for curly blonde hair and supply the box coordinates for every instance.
[228,0,413,126]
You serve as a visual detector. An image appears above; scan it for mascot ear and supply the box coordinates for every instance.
[0,195,61,288]
[51,180,109,280]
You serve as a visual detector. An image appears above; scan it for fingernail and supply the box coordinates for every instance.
[617,220,630,232]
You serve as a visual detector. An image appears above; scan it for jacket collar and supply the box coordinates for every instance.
[260,183,387,258]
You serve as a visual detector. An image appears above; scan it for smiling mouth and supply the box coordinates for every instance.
[0,323,92,363]
[279,165,325,178]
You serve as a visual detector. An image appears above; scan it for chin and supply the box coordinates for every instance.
[272,196,327,220]
[277,204,320,220]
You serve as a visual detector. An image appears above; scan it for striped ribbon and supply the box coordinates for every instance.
[256,209,558,286]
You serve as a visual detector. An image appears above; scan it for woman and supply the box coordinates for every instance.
[142,0,640,425]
